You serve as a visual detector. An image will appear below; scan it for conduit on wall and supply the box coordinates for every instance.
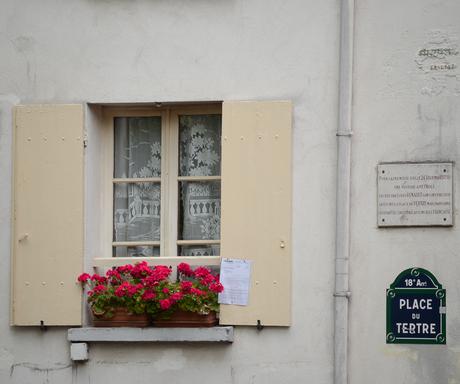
[334,1,354,384]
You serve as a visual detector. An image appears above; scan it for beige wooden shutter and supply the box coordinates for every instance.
[219,101,292,326]
[12,105,84,326]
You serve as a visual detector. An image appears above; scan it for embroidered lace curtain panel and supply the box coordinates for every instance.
[113,117,162,257]
[113,115,221,257]
[179,115,221,257]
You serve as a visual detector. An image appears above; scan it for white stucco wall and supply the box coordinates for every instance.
[0,1,339,383]
[350,1,460,384]
[2,0,460,383]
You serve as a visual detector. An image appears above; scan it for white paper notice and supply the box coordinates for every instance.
[218,258,252,306]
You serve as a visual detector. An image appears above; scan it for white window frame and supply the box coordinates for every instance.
[95,104,222,268]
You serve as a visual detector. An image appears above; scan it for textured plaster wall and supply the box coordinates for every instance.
[350,1,460,383]
[0,1,339,383]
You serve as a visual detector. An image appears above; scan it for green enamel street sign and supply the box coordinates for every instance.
[386,268,446,344]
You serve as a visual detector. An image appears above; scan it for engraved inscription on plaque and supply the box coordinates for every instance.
[418,48,458,71]
[414,32,460,96]
[377,163,453,227]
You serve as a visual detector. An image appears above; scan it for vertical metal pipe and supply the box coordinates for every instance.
[335,1,354,384]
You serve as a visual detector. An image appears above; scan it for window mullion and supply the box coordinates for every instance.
[166,110,179,257]
[104,112,115,258]
[160,110,168,256]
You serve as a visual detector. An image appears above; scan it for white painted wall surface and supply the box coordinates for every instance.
[2,0,460,383]
[0,0,339,383]
[350,1,460,383]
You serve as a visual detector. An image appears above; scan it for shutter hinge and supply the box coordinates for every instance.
[83,136,88,148]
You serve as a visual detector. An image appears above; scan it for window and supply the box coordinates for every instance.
[103,105,222,262]
[12,101,292,326]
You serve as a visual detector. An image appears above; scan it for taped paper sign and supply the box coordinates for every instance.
[218,258,252,306]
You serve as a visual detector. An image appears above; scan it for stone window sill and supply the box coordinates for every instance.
[68,327,233,361]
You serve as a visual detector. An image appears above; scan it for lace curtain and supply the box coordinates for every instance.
[113,117,162,257]
[179,115,222,256]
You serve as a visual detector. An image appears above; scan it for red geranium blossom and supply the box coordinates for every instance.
[194,266,211,278]
[200,274,215,286]
[180,281,193,293]
[77,273,91,283]
[142,291,156,301]
[170,292,183,301]
[190,288,206,296]
[131,261,152,279]
[209,282,224,293]
[159,299,172,310]
[116,264,133,274]
[93,284,107,293]
[177,262,194,277]
[91,274,106,283]
[151,265,171,281]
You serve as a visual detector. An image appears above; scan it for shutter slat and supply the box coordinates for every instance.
[219,101,292,326]
[12,105,84,326]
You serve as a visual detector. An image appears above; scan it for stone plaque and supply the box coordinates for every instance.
[377,163,453,227]
[386,268,446,344]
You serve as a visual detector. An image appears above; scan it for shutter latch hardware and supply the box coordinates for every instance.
[18,233,29,242]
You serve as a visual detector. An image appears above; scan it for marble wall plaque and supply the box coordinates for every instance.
[377,163,453,227]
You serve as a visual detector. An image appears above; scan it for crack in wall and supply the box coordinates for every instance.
[10,362,72,377]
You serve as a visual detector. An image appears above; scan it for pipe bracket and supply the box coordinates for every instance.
[333,291,351,298]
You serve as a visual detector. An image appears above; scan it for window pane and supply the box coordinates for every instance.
[114,117,162,178]
[113,246,160,258]
[179,245,220,257]
[113,183,161,242]
[178,181,221,241]
[179,114,221,176]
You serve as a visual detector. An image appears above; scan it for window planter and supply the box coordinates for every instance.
[153,310,218,327]
[78,262,223,328]
[92,308,150,327]
[91,308,218,328]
